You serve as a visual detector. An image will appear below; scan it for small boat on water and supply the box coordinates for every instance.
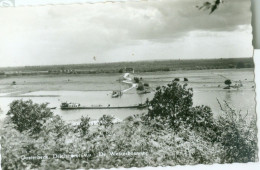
[111,91,122,98]
[60,102,147,110]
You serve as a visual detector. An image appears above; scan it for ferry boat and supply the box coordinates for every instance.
[60,102,147,110]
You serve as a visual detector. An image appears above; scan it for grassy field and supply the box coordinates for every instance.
[0,58,254,75]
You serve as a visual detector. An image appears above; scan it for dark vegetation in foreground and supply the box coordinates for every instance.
[0,58,254,76]
[1,82,258,169]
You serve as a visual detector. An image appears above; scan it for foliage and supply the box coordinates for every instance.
[174,78,180,82]
[215,101,258,163]
[77,116,91,136]
[236,62,245,68]
[147,82,193,129]
[119,68,124,73]
[144,83,149,87]
[134,77,140,83]
[1,85,258,169]
[12,81,16,85]
[1,58,254,76]
[137,82,144,91]
[184,78,189,82]
[7,100,53,134]
[224,79,232,86]
[98,115,114,128]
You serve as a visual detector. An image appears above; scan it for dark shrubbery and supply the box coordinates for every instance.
[174,78,180,81]
[1,81,258,169]
[7,100,53,134]
[224,79,232,87]
[137,82,144,91]
[134,77,140,83]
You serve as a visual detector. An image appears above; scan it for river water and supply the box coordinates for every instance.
[0,68,256,122]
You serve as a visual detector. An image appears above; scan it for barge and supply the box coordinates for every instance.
[60,102,147,110]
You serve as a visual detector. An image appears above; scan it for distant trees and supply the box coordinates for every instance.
[236,62,245,68]
[118,68,124,73]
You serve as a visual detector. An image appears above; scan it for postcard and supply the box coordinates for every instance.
[0,0,258,169]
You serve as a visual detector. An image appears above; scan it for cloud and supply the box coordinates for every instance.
[0,0,253,66]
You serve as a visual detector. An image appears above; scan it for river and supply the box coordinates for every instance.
[0,68,256,123]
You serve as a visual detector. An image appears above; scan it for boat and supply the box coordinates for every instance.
[60,102,147,110]
[111,90,122,98]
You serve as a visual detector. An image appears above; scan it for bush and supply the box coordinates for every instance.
[147,81,193,129]
[134,77,140,83]
[1,83,258,169]
[137,82,144,91]
[7,100,53,134]
[174,78,180,81]
[224,79,232,87]
[98,115,114,128]
[78,116,91,136]
[144,83,149,87]
[215,101,258,163]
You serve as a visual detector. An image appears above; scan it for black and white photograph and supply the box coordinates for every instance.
[0,0,258,169]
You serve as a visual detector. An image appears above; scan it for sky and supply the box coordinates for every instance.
[0,0,253,67]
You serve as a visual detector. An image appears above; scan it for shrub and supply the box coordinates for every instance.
[174,78,180,81]
[119,68,124,73]
[78,116,91,136]
[144,83,149,87]
[137,83,144,91]
[147,81,193,129]
[215,101,258,163]
[224,79,232,87]
[98,115,114,128]
[7,100,53,134]
[184,78,189,81]
[134,77,140,83]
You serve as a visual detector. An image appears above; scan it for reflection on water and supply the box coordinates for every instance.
[0,69,256,122]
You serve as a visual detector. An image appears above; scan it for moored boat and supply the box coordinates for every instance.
[60,102,147,110]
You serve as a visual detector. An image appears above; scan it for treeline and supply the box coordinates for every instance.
[0,58,254,75]
[1,81,258,169]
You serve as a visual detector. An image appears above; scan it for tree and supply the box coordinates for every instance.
[174,78,180,82]
[118,68,124,73]
[224,79,232,87]
[134,77,140,83]
[137,82,144,91]
[147,81,193,129]
[98,115,114,128]
[78,116,91,136]
[7,100,53,134]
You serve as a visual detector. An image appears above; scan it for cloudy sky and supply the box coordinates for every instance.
[0,0,253,67]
